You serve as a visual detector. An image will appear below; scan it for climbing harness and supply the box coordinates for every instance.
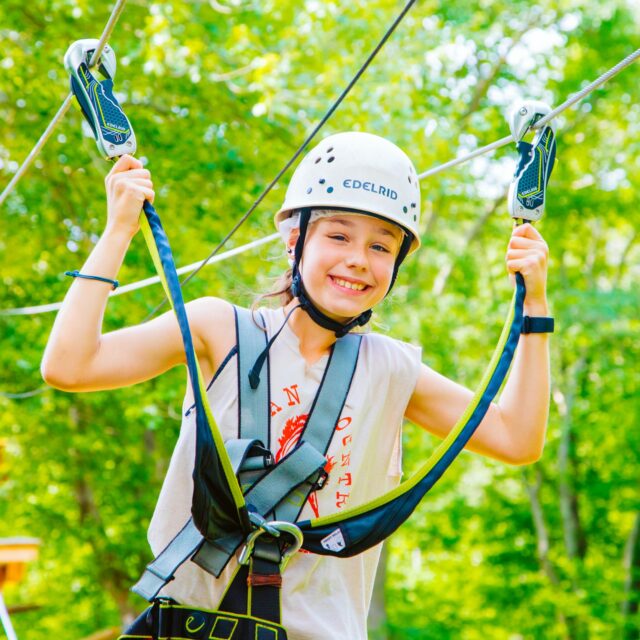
[63,27,535,636]
[507,100,557,223]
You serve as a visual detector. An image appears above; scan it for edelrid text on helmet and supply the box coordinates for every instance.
[342,179,398,201]
[275,131,421,253]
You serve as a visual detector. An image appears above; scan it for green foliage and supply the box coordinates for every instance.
[1,0,639,637]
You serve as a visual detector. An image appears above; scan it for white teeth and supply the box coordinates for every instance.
[334,277,366,291]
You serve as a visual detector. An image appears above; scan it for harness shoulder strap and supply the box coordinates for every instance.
[273,332,362,523]
[234,306,270,444]
[300,333,361,454]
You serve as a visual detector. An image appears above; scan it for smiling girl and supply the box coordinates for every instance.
[42,132,551,639]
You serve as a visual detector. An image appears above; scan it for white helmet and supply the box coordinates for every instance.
[275,132,421,254]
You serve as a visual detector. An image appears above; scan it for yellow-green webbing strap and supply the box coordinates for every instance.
[305,273,523,533]
[138,209,246,514]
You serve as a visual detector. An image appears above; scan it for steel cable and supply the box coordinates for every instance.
[0,0,129,207]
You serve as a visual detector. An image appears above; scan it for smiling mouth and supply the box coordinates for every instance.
[330,276,370,292]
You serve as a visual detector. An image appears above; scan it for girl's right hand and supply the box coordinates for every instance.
[104,154,155,237]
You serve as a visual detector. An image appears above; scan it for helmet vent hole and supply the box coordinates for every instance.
[411,203,416,208]
[315,157,321,164]
[327,156,335,163]
[408,176,412,184]
[413,214,417,221]
[403,206,408,213]
[319,178,326,184]
[327,186,334,193]
[306,187,312,194]
[327,147,334,153]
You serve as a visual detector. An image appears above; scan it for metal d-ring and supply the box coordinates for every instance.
[238,520,303,569]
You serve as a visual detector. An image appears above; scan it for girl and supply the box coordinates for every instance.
[42,132,551,639]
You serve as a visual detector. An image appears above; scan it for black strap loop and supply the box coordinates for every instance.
[248,304,301,389]
[522,316,554,334]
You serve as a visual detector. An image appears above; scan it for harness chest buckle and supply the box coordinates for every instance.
[310,468,329,491]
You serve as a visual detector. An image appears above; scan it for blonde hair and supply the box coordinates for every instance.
[251,268,294,314]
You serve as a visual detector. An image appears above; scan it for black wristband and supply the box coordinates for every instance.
[522,316,554,334]
[65,270,119,290]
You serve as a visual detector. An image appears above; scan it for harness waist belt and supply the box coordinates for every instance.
[118,599,288,640]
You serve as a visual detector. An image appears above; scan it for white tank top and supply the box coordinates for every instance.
[148,306,422,640]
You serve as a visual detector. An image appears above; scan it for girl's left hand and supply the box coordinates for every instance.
[505,223,549,309]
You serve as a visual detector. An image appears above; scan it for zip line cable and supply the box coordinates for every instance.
[1,47,639,317]
[1,233,279,316]
[0,0,129,208]
[144,0,419,320]
[0,5,638,399]
[418,47,640,180]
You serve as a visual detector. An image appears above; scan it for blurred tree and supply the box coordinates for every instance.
[0,0,638,637]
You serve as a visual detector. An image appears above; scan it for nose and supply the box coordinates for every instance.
[344,243,369,270]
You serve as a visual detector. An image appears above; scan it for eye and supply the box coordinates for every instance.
[372,243,391,253]
[328,233,347,242]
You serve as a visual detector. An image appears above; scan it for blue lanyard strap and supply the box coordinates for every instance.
[140,201,251,536]
[297,273,526,556]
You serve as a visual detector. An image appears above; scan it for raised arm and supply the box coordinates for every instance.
[41,155,233,392]
[405,223,550,466]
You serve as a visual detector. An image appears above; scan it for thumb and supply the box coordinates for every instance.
[109,154,143,175]
[512,222,542,240]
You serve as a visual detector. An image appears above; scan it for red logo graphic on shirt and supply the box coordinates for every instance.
[307,492,320,519]
[275,414,308,462]
[274,412,353,519]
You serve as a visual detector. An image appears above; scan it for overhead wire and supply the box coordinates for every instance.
[418,47,640,180]
[2,47,640,317]
[0,0,129,208]
[1,233,280,316]
[144,0,419,320]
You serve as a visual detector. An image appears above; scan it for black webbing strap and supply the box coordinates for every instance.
[118,596,288,640]
[218,537,285,625]
[133,440,272,600]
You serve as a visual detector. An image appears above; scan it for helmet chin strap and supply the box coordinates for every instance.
[291,273,372,338]
[290,208,412,338]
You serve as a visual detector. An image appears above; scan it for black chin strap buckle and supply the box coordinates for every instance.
[294,275,371,337]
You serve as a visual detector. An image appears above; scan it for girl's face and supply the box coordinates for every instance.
[294,213,404,321]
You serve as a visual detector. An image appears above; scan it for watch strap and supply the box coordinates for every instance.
[522,316,554,334]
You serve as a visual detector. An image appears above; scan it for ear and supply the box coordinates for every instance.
[286,227,300,255]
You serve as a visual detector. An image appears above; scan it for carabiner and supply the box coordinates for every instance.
[64,39,137,159]
[507,100,557,223]
[238,520,303,570]
[248,510,282,537]
[271,521,304,571]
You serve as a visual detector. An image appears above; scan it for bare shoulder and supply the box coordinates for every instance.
[185,296,237,373]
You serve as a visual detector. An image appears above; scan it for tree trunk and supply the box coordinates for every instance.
[556,358,588,562]
[552,353,589,640]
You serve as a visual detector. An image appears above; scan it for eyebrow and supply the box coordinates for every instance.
[326,217,402,241]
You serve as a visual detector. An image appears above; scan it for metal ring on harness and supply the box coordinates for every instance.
[238,521,303,571]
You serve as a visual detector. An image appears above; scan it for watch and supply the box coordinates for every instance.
[522,316,554,334]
